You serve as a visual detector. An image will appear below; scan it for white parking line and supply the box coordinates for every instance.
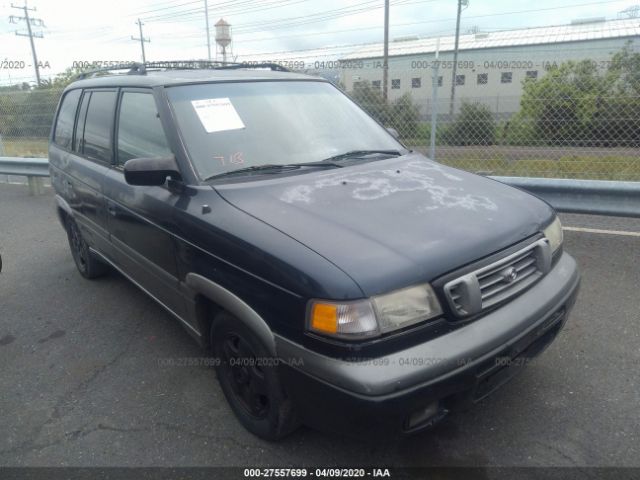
[563,226,640,237]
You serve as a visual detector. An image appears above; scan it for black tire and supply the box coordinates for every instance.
[212,312,299,440]
[65,217,109,279]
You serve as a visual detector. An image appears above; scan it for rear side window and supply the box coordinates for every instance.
[83,91,117,162]
[53,89,81,149]
[73,91,90,153]
[117,92,172,165]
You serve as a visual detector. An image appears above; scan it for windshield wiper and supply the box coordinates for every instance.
[204,161,343,181]
[321,149,402,163]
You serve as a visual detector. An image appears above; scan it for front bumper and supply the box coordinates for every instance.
[276,252,580,436]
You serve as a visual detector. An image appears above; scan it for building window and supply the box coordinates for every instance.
[437,76,443,87]
[477,73,488,85]
[501,72,513,84]
[372,80,381,89]
[455,74,465,86]
[391,79,400,89]
[526,70,538,80]
[411,77,421,88]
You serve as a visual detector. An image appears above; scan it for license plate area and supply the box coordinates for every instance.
[473,308,566,402]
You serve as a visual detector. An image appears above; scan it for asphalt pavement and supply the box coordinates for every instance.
[0,183,639,469]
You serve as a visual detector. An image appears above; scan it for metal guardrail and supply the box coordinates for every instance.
[491,176,640,218]
[0,157,49,195]
[1,157,639,217]
[0,157,49,177]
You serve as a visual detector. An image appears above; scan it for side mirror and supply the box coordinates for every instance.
[123,156,181,186]
[386,127,400,139]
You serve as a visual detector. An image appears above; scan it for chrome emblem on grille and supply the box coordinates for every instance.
[442,238,551,318]
[500,266,518,283]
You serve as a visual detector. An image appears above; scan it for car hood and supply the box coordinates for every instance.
[213,153,555,297]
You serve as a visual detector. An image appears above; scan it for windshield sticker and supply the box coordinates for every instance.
[191,98,245,133]
[213,152,244,166]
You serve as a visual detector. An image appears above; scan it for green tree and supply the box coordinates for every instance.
[349,83,422,140]
[0,65,92,141]
[389,93,420,139]
[517,60,608,146]
[442,102,496,146]
[349,82,391,126]
[508,42,640,147]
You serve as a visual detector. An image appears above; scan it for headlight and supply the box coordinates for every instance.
[543,216,563,254]
[372,284,442,333]
[307,284,442,340]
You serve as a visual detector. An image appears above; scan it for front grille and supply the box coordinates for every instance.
[443,238,551,318]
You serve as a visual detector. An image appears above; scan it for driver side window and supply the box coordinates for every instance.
[117,92,173,166]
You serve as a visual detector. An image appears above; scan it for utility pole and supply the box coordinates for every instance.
[204,0,212,61]
[429,38,441,161]
[382,0,390,102]
[449,0,466,116]
[131,18,150,63]
[11,1,44,86]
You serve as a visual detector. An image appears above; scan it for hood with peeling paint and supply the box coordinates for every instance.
[214,153,555,296]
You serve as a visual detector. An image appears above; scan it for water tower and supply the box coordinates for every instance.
[215,18,232,64]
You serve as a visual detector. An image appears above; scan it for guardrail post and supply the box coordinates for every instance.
[0,135,6,184]
[27,176,44,195]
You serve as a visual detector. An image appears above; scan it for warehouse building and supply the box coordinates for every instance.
[338,18,640,116]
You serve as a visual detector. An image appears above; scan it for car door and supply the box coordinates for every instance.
[49,88,115,257]
[102,88,187,320]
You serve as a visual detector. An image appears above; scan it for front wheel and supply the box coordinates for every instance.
[65,217,108,279]
[212,312,299,440]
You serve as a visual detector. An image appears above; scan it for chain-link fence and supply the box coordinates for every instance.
[0,88,61,158]
[2,62,640,181]
[336,52,640,182]
[343,76,640,181]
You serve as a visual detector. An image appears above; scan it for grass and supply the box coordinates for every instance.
[0,137,48,157]
[2,137,639,182]
[439,156,640,181]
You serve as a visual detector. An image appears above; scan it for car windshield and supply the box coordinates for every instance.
[166,80,404,181]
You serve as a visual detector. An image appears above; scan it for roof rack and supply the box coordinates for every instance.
[74,60,290,80]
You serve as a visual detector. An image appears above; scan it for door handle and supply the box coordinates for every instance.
[107,203,117,217]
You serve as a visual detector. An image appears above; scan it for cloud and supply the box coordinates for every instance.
[0,0,630,85]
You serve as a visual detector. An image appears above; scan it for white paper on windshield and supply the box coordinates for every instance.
[191,98,245,133]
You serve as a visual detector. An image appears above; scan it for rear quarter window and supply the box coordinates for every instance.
[53,89,81,149]
[82,91,117,163]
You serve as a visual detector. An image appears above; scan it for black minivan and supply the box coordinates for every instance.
[49,63,580,440]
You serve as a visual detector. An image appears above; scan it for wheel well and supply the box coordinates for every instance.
[57,206,69,229]
[194,293,222,351]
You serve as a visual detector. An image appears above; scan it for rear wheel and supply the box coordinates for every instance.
[212,312,299,440]
[65,217,108,279]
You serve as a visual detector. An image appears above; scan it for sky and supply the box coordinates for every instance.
[0,0,638,85]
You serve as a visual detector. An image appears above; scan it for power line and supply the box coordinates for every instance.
[127,0,273,19]
[131,0,201,17]
[227,20,640,60]
[145,0,311,23]
[229,0,630,39]
[10,0,44,86]
[234,0,459,34]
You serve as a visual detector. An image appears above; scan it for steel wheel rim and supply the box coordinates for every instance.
[69,223,87,271]
[220,332,270,419]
